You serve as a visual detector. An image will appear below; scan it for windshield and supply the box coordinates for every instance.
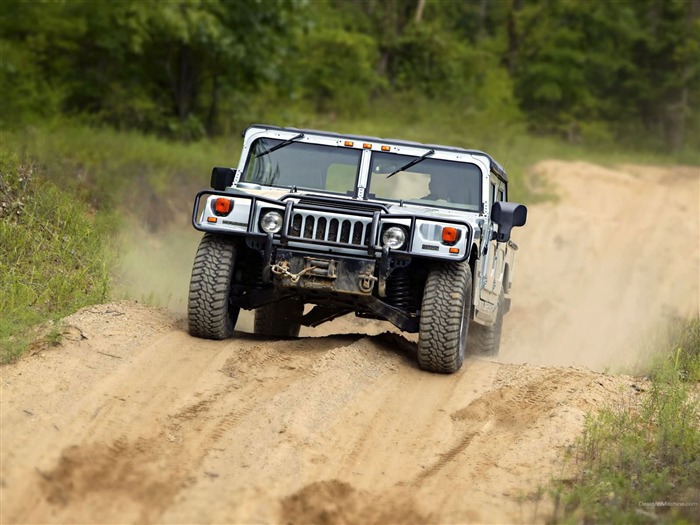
[368,152,482,211]
[243,138,361,194]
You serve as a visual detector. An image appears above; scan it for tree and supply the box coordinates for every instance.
[629,0,700,151]
[0,0,307,137]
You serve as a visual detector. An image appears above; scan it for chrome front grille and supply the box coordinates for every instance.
[289,211,372,247]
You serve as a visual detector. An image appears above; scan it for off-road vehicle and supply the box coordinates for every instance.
[188,124,527,373]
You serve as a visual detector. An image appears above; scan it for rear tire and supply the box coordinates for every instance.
[417,261,472,374]
[188,233,241,339]
[254,299,304,337]
[468,291,504,357]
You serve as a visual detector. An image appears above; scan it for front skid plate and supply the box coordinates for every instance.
[273,249,377,295]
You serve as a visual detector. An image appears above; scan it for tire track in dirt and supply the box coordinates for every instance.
[0,307,645,525]
[39,380,276,523]
[4,307,374,524]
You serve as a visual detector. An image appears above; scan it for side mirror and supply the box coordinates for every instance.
[211,167,236,191]
[491,201,527,242]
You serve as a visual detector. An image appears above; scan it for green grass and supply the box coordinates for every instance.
[550,317,700,524]
[0,152,112,362]
[1,121,243,216]
[0,123,244,362]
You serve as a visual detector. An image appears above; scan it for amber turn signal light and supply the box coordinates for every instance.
[442,227,458,243]
[214,197,233,216]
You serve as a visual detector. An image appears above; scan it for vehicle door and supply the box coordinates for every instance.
[479,177,507,307]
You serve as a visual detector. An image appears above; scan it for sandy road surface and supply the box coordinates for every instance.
[1,161,698,524]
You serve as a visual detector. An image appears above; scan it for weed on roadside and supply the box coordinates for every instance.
[0,152,113,363]
[550,317,700,524]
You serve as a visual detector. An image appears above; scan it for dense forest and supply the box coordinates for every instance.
[1,0,699,152]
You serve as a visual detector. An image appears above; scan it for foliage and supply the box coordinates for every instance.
[297,29,380,114]
[1,0,698,152]
[0,0,305,138]
[0,152,112,362]
[512,0,700,150]
[551,317,700,524]
[653,316,700,383]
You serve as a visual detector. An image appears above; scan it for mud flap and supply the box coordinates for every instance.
[503,297,511,315]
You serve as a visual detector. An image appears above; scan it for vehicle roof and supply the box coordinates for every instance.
[244,123,508,182]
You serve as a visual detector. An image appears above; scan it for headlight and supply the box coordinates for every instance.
[260,210,283,233]
[382,226,406,249]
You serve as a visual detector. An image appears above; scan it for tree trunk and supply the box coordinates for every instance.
[169,41,198,128]
[414,0,425,24]
[206,71,219,136]
[664,1,699,151]
[476,0,488,41]
[506,0,522,74]
[664,87,686,152]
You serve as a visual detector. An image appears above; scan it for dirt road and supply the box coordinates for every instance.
[1,161,698,524]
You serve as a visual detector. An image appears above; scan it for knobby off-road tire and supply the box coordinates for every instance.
[468,290,505,357]
[188,233,241,340]
[418,261,473,374]
[254,299,304,337]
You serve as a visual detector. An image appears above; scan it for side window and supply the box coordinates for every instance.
[490,181,497,206]
[498,187,505,202]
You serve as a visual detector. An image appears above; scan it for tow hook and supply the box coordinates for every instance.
[358,273,378,293]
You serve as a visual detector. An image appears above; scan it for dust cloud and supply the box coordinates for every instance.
[115,224,201,314]
[500,161,699,373]
[115,220,262,331]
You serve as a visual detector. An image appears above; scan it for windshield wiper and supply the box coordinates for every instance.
[255,132,304,158]
[386,149,435,178]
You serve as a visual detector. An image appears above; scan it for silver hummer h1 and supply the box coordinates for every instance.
[188,124,527,373]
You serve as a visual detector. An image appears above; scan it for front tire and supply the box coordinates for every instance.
[417,261,473,374]
[188,233,241,339]
[254,298,304,337]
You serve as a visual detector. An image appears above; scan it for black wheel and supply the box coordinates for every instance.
[188,233,241,339]
[254,298,304,337]
[417,261,473,374]
[468,290,505,357]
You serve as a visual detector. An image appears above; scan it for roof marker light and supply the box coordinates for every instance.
[363,143,372,149]
[344,140,354,147]
[381,145,391,151]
